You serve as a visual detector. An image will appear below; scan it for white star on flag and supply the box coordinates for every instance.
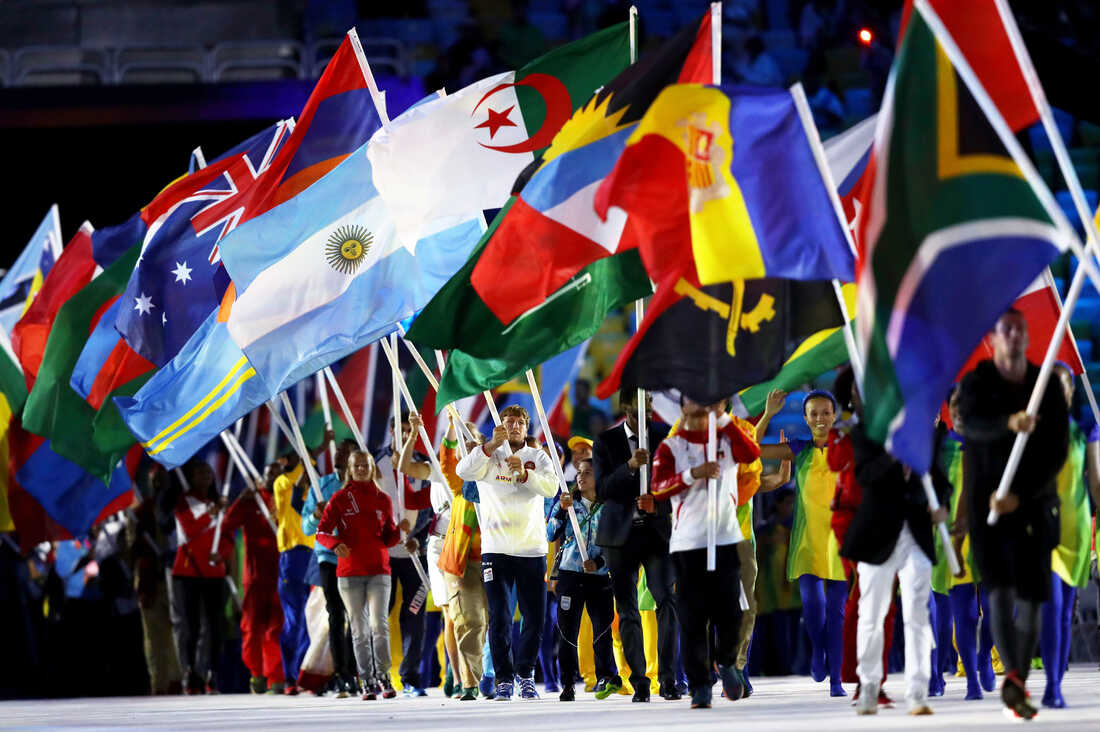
[172,261,193,284]
[162,312,167,325]
[134,292,155,315]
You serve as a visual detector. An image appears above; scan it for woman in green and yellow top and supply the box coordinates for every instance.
[759,389,847,697]
[1040,364,1098,709]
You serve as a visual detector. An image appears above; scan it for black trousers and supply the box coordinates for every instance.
[556,570,617,685]
[673,543,742,692]
[482,553,546,683]
[318,561,356,680]
[604,522,678,690]
[388,555,427,687]
[173,575,225,679]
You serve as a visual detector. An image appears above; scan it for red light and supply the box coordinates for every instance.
[858,28,873,45]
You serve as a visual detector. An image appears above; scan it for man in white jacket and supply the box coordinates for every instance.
[651,396,761,709]
[456,405,558,701]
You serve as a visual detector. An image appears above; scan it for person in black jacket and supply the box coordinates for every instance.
[593,389,674,702]
[956,308,1068,720]
[842,422,951,716]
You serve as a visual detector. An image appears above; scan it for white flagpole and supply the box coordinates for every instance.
[628,6,650,499]
[395,326,475,444]
[524,369,588,561]
[219,431,277,534]
[706,411,717,571]
[208,419,245,561]
[711,2,721,84]
[383,333,432,595]
[788,81,865,386]
[379,337,447,482]
[431,349,468,457]
[315,371,338,469]
[322,366,368,452]
[277,391,325,503]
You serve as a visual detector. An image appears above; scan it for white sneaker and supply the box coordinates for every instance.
[856,682,879,715]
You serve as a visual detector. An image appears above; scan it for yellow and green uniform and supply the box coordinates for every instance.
[1052,421,1092,589]
[273,463,316,553]
[931,431,977,590]
[786,437,844,582]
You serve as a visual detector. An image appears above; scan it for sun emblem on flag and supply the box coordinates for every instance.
[325,224,372,275]
[678,113,731,214]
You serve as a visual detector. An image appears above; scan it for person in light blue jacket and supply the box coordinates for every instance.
[301,438,358,695]
[546,458,620,702]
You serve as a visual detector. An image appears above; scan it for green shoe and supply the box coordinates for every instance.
[459,687,479,700]
[249,676,267,694]
[443,667,455,698]
[1031,657,1043,671]
[594,676,622,700]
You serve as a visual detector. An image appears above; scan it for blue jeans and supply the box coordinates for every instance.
[482,553,546,684]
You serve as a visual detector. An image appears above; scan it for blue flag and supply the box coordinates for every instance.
[114,308,272,470]
[1,205,63,334]
[113,121,292,367]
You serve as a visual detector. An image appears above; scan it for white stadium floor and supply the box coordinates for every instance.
[2,665,1097,731]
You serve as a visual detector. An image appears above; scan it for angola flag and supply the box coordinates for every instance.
[855,8,1073,473]
[598,278,844,404]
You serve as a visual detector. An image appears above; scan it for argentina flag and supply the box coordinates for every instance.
[219,138,483,395]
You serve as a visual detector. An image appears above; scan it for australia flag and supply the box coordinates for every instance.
[114,120,292,367]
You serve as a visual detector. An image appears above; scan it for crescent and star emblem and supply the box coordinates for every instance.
[472,73,571,154]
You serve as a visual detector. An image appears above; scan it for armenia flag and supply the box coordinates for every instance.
[593,83,854,290]
[855,8,1075,473]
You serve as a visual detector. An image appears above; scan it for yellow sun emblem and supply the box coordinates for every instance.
[325,224,371,275]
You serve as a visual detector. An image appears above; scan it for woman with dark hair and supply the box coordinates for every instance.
[171,459,231,694]
[759,389,848,697]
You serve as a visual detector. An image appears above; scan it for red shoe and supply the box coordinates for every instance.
[362,690,377,701]
[284,683,300,696]
[877,689,894,707]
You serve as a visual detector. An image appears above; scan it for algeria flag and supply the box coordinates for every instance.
[367,22,631,248]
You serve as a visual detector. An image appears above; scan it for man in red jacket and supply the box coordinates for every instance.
[171,459,232,694]
[316,450,406,700]
[218,467,284,694]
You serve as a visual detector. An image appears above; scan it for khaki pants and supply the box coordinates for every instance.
[140,583,183,693]
[444,562,487,687]
[736,539,758,669]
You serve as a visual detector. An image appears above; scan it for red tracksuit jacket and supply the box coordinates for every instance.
[315,480,402,577]
[221,490,279,587]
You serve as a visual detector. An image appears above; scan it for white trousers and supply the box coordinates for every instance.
[856,524,932,705]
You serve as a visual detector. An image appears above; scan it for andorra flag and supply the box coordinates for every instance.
[593,83,855,289]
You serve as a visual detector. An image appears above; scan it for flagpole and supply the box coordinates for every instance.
[1048,267,1100,427]
[361,344,377,448]
[347,27,390,126]
[379,336,448,482]
[383,333,433,593]
[219,430,278,534]
[706,411,717,571]
[315,371,337,471]
[914,0,1100,527]
[989,0,1100,430]
[276,391,325,503]
[791,78,959,574]
[788,81,865,386]
[395,325,475,444]
[322,366,368,452]
[711,2,721,84]
[624,3,650,499]
[432,349,468,457]
[525,369,589,561]
[264,403,279,465]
